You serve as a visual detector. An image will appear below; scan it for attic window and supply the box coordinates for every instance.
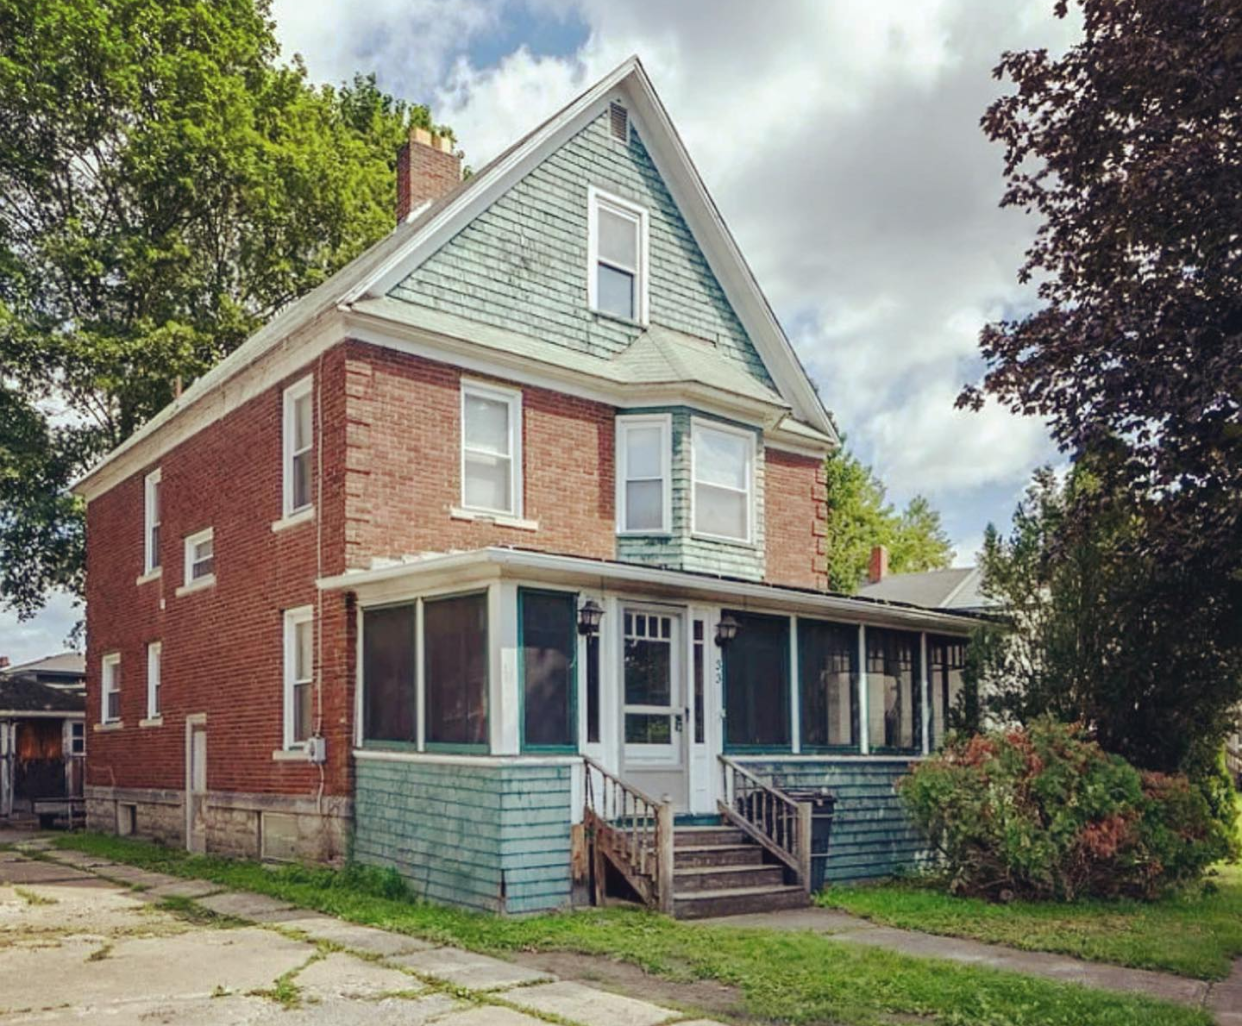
[609,102,629,143]
[588,187,648,323]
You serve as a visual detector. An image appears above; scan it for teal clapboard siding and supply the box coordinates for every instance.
[617,408,765,581]
[744,759,931,884]
[389,110,774,390]
[353,759,573,914]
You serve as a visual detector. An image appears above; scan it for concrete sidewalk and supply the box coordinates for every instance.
[700,905,1241,1024]
[0,842,720,1026]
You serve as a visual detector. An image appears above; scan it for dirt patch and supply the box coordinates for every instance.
[510,949,750,1022]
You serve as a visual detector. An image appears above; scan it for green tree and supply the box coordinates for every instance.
[973,452,1242,786]
[0,0,446,619]
[823,445,954,593]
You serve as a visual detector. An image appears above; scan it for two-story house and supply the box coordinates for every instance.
[75,58,973,918]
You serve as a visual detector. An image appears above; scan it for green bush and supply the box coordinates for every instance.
[898,719,1230,901]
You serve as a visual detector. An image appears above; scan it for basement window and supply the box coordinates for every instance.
[588,187,648,323]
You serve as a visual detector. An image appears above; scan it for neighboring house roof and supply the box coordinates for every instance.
[0,675,85,715]
[2,652,85,679]
[857,566,995,613]
[73,56,838,502]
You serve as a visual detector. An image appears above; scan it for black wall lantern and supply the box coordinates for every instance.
[577,598,604,636]
[715,613,740,647]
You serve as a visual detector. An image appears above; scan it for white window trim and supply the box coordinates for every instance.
[459,380,523,519]
[182,527,214,590]
[587,186,650,325]
[101,652,121,724]
[615,413,672,535]
[689,417,756,546]
[282,376,314,519]
[142,469,162,577]
[145,641,162,722]
[283,606,314,751]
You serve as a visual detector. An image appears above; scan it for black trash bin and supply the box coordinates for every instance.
[782,788,837,892]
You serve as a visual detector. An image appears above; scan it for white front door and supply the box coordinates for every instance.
[620,607,689,808]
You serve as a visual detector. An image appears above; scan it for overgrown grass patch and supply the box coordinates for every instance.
[50,832,1213,1026]
[819,862,1242,981]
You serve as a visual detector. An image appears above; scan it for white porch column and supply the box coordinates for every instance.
[857,624,870,754]
[491,581,520,754]
[920,632,931,755]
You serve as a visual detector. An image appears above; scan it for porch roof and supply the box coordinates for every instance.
[318,547,982,634]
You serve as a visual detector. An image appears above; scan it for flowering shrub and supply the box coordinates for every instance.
[898,719,1230,901]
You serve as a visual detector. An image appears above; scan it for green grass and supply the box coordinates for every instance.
[48,832,1210,1026]
[819,864,1242,982]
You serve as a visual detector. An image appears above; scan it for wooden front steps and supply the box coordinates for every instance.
[670,822,809,919]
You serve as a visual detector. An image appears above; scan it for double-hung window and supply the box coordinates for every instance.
[283,377,314,517]
[146,641,162,719]
[184,528,214,586]
[461,382,521,517]
[616,415,671,533]
[691,420,754,543]
[283,607,314,748]
[143,470,161,574]
[588,187,648,322]
[101,653,121,724]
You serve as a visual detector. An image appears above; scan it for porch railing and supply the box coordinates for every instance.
[583,756,674,914]
[718,755,811,890]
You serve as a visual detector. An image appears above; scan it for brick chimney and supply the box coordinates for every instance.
[868,544,889,584]
[396,126,461,224]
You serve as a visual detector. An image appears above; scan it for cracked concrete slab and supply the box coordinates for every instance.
[505,980,678,1026]
[388,946,555,990]
[145,877,225,900]
[278,915,438,957]
[196,890,302,922]
[434,1005,560,1026]
[295,951,428,1000]
[0,861,92,885]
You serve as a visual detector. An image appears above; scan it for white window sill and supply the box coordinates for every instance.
[139,716,163,729]
[617,529,673,539]
[272,748,308,763]
[135,567,162,586]
[94,721,123,733]
[271,507,314,533]
[590,308,648,330]
[450,507,538,532]
[690,531,758,550]
[175,573,216,598]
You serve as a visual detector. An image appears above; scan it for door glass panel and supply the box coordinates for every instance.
[625,713,671,744]
[623,610,678,754]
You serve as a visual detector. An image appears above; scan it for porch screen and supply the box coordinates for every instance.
[799,619,858,750]
[928,635,966,749]
[521,589,576,749]
[424,593,489,748]
[362,603,416,743]
[723,611,790,749]
[865,627,921,753]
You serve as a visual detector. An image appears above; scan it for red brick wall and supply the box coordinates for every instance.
[84,347,354,801]
[396,133,461,223]
[342,341,617,566]
[764,449,828,591]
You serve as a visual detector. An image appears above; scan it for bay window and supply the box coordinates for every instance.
[461,382,521,517]
[692,420,754,543]
[616,415,671,533]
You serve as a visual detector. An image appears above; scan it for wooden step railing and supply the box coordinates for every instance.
[718,755,811,891]
[583,757,674,914]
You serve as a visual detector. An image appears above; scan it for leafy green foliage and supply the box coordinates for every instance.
[48,832,1214,1026]
[899,720,1232,902]
[823,444,954,592]
[0,0,443,620]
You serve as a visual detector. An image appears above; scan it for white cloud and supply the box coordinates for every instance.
[0,591,81,666]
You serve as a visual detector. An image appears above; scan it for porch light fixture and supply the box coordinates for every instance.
[715,614,740,647]
[577,599,604,636]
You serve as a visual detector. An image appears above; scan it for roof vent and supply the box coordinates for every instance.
[609,102,629,143]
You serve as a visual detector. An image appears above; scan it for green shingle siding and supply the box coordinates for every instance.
[390,111,772,388]
[617,408,766,580]
[743,759,931,884]
[354,759,573,914]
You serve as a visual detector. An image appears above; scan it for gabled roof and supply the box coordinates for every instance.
[0,675,85,714]
[74,56,836,500]
[857,566,994,612]
[2,651,85,679]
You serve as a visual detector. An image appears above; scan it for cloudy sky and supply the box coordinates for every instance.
[2,0,1079,664]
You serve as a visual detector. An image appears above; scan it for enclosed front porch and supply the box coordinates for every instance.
[324,548,974,916]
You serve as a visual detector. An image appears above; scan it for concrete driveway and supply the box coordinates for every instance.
[0,841,712,1026]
